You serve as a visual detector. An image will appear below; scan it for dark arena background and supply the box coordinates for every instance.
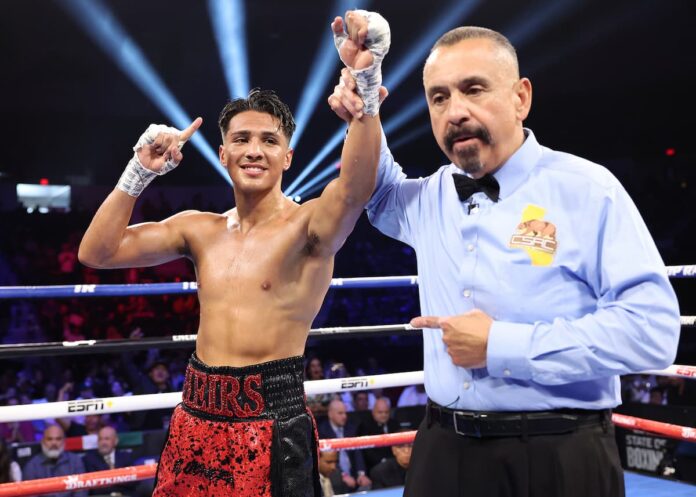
[1,1,695,496]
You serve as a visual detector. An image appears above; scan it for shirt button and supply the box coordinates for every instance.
[467,244,475,252]
[463,289,472,298]
[463,382,471,390]
[503,368,512,377]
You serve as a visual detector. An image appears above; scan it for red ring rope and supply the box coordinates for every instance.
[1,414,693,496]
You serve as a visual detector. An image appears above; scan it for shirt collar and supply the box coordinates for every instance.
[493,128,541,199]
[447,128,542,201]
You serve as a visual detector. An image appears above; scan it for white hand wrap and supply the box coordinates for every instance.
[334,10,391,116]
[116,124,184,197]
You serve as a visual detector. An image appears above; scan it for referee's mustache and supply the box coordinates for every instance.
[444,125,491,153]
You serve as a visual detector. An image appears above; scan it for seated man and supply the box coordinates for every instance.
[357,397,399,472]
[82,426,144,496]
[317,399,371,490]
[23,424,87,497]
[317,451,350,497]
[369,437,412,490]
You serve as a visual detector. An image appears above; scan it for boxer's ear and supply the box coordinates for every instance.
[284,149,294,171]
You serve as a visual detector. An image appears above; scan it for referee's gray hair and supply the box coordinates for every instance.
[429,26,519,77]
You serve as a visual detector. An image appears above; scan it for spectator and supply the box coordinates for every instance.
[370,436,413,489]
[317,399,371,491]
[146,361,171,393]
[55,383,103,437]
[317,450,350,496]
[649,388,666,406]
[23,424,87,497]
[0,437,21,483]
[62,414,103,438]
[658,376,696,407]
[62,313,86,342]
[352,391,371,411]
[358,397,399,472]
[306,357,325,381]
[57,242,78,279]
[396,384,428,407]
[82,426,148,496]
[305,357,331,417]
[0,397,36,443]
[83,426,125,469]
[121,353,174,430]
[624,375,659,404]
[325,362,356,411]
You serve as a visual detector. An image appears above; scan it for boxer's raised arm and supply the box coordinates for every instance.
[78,119,201,268]
[308,11,390,256]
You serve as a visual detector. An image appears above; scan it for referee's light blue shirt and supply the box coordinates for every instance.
[367,129,680,411]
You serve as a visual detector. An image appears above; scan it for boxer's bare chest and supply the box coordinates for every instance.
[190,213,315,305]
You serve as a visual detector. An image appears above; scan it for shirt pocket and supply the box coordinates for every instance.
[484,262,587,324]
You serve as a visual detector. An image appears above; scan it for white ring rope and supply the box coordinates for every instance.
[2,365,696,423]
[0,371,425,423]
[639,364,696,379]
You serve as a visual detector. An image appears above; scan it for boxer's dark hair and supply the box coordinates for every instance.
[218,88,296,142]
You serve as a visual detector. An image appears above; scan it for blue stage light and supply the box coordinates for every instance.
[290,0,369,150]
[294,177,332,200]
[287,0,477,196]
[390,122,432,151]
[383,0,483,91]
[285,128,345,196]
[59,0,230,184]
[522,2,653,76]
[294,118,433,200]
[504,0,581,46]
[207,0,250,99]
[292,161,341,199]
[290,94,426,198]
[384,98,428,136]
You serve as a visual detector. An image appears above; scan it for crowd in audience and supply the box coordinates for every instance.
[0,150,695,493]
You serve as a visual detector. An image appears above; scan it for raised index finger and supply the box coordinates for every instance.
[331,17,344,35]
[179,117,203,142]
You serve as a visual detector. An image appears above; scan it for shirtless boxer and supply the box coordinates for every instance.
[78,11,390,497]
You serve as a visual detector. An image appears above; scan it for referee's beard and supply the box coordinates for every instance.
[454,144,484,176]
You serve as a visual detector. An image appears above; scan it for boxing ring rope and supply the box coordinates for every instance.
[1,367,695,436]
[0,370,425,422]
[1,414,695,496]
[0,464,158,497]
[0,431,422,497]
[0,276,419,299]
[1,320,693,360]
[2,364,696,423]
[0,264,694,299]
[0,324,421,359]
[612,414,696,442]
[0,268,693,494]
[641,364,696,379]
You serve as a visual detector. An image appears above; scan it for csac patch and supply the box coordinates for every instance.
[509,204,558,266]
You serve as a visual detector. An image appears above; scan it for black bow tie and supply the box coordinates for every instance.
[452,173,500,202]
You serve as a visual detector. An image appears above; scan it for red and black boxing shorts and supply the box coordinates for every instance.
[153,354,321,497]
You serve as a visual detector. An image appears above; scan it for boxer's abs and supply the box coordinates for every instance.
[194,285,325,367]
